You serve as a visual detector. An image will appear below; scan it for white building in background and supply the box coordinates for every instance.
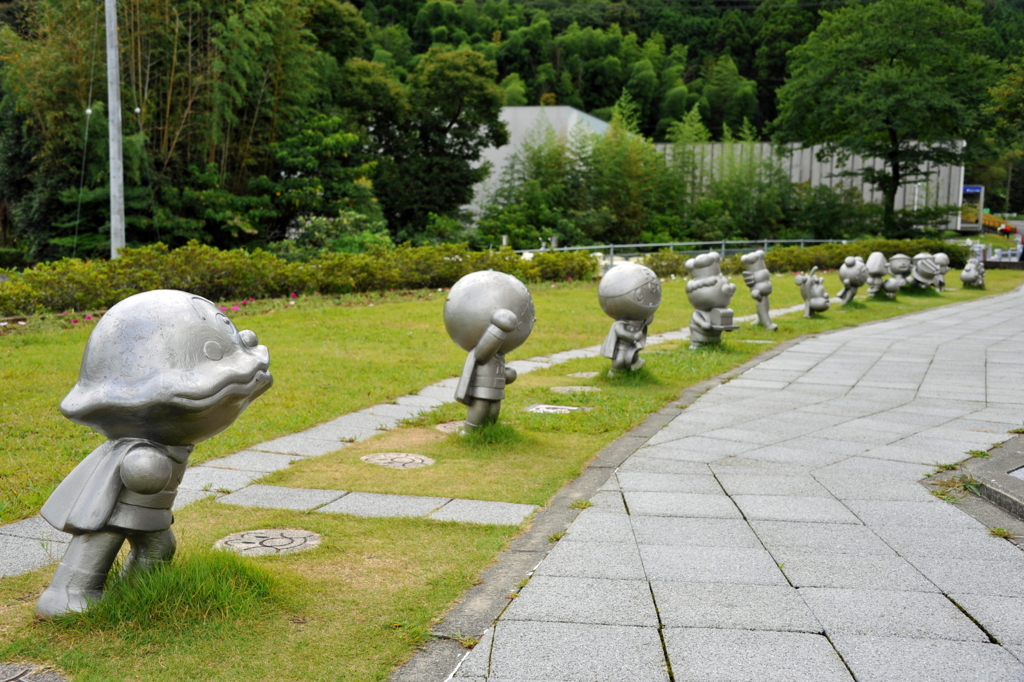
[472,106,968,231]
[468,106,609,219]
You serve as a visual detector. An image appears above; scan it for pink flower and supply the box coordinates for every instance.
[232,305,240,311]
[0,322,7,327]
[220,306,228,311]
[241,300,248,305]
[71,319,79,324]
[567,276,573,281]
[60,311,68,316]
[85,315,93,320]
[315,292,321,296]
[17,321,25,326]
[290,292,297,298]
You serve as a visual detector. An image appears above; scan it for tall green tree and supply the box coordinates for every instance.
[772,0,997,235]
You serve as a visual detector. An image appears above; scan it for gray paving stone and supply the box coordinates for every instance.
[305,413,391,440]
[738,444,854,468]
[624,491,742,519]
[800,588,989,641]
[773,552,937,591]
[642,435,758,457]
[217,484,346,511]
[716,473,832,498]
[831,635,1024,682]
[749,520,896,557]
[428,499,537,526]
[393,393,448,408]
[484,620,669,682]
[701,426,799,445]
[816,456,934,482]
[951,594,1024,645]
[252,433,351,456]
[903,556,1024,596]
[587,490,627,513]
[616,457,711,475]
[503,575,658,626]
[778,435,873,458]
[415,384,456,402]
[629,442,733,463]
[652,582,821,632]
[663,628,853,682]
[732,495,862,524]
[0,516,71,543]
[708,457,812,476]
[452,627,492,678]
[845,500,985,530]
[179,467,263,492]
[0,534,65,577]
[560,511,635,544]
[171,488,219,510]
[316,491,449,518]
[639,544,787,585]
[358,403,423,420]
[534,540,647,580]
[812,471,935,502]
[611,472,722,494]
[859,443,965,466]
[198,450,303,472]
[505,359,552,374]
[872,524,1024,562]
[631,516,763,549]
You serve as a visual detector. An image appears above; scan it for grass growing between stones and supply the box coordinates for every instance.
[0,503,514,681]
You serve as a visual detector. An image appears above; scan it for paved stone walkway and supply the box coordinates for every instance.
[0,305,802,579]
[447,290,1024,682]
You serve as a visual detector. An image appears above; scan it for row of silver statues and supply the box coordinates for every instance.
[34,247,984,618]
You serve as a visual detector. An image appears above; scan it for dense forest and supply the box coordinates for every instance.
[2,0,1024,260]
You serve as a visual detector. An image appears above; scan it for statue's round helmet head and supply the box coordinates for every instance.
[598,262,661,320]
[444,271,536,353]
[60,290,273,445]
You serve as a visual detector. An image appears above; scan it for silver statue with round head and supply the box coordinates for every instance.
[961,258,986,288]
[444,271,535,431]
[795,267,830,317]
[598,262,661,373]
[36,290,273,618]
[908,253,940,289]
[740,250,777,330]
[685,252,738,349]
[933,252,950,291]
[836,256,869,305]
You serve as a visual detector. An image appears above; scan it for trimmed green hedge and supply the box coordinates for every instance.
[0,242,598,316]
[749,239,971,274]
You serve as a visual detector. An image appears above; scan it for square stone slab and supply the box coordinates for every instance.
[197,450,304,473]
[872,524,1024,562]
[663,628,853,682]
[716,474,832,498]
[951,594,1024,645]
[749,520,896,556]
[613,472,723,494]
[831,635,1024,682]
[561,511,635,544]
[639,545,787,585]
[0,534,66,577]
[427,499,537,526]
[317,492,449,518]
[800,588,988,641]
[652,582,822,633]
[534,540,647,581]
[773,552,937,592]
[623,492,742,519]
[732,495,862,524]
[903,556,1024,597]
[172,488,219,510]
[503,575,659,627]
[484,620,669,682]
[631,516,763,549]
[217,485,346,511]
[252,433,351,457]
[0,516,71,544]
[179,467,263,493]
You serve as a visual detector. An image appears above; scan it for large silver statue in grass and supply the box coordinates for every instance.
[960,258,986,288]
[740,250,777,330]
[685,252,738,349]
[36,290,273,618]
[598,262,661,373]
[836,256,869,305]
[444,271,535,431]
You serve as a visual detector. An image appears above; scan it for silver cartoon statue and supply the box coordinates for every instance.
[685,252,738,349]
[960,258,986,288]
[887,253,912,292]
[740,250,777,330]
[933,252,950,291]
[866,251,906,299]
[865,251,889,297]
[836,256,869,305]
[444,271,535,431]
[795,266,830,317]
[36,290,273,618]
[908,253,940,289]
[598,262,661,373]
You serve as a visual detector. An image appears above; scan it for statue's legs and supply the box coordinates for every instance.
[123,528,176,575]
[36,530,126,617]
[465,399,500,431]
[756,298,777,330]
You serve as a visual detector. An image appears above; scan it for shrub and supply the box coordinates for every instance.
[531,251,598,281]
[763,239,970,273]
[642,249,688,277]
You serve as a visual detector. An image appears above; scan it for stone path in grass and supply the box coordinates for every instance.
[0,303,804,579]
[442,289,1024,682]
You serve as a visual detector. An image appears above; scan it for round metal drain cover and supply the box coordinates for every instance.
[361,452,436,469]
[214,529,321,556]
[435,421,465,434]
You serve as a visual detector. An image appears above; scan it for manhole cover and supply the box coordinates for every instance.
[526,404,594,414]
[0,663,67,681]
[567,371,600,378]
[436,421,465,434]
[214,529,321,556]
[550,386,601,394]
[361,452,435,469]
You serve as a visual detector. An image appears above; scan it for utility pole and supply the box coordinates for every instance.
[105,0,125,258]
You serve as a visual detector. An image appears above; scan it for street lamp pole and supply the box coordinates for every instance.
[105,0,125,258]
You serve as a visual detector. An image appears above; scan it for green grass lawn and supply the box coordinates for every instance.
[1,268,1022,681]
